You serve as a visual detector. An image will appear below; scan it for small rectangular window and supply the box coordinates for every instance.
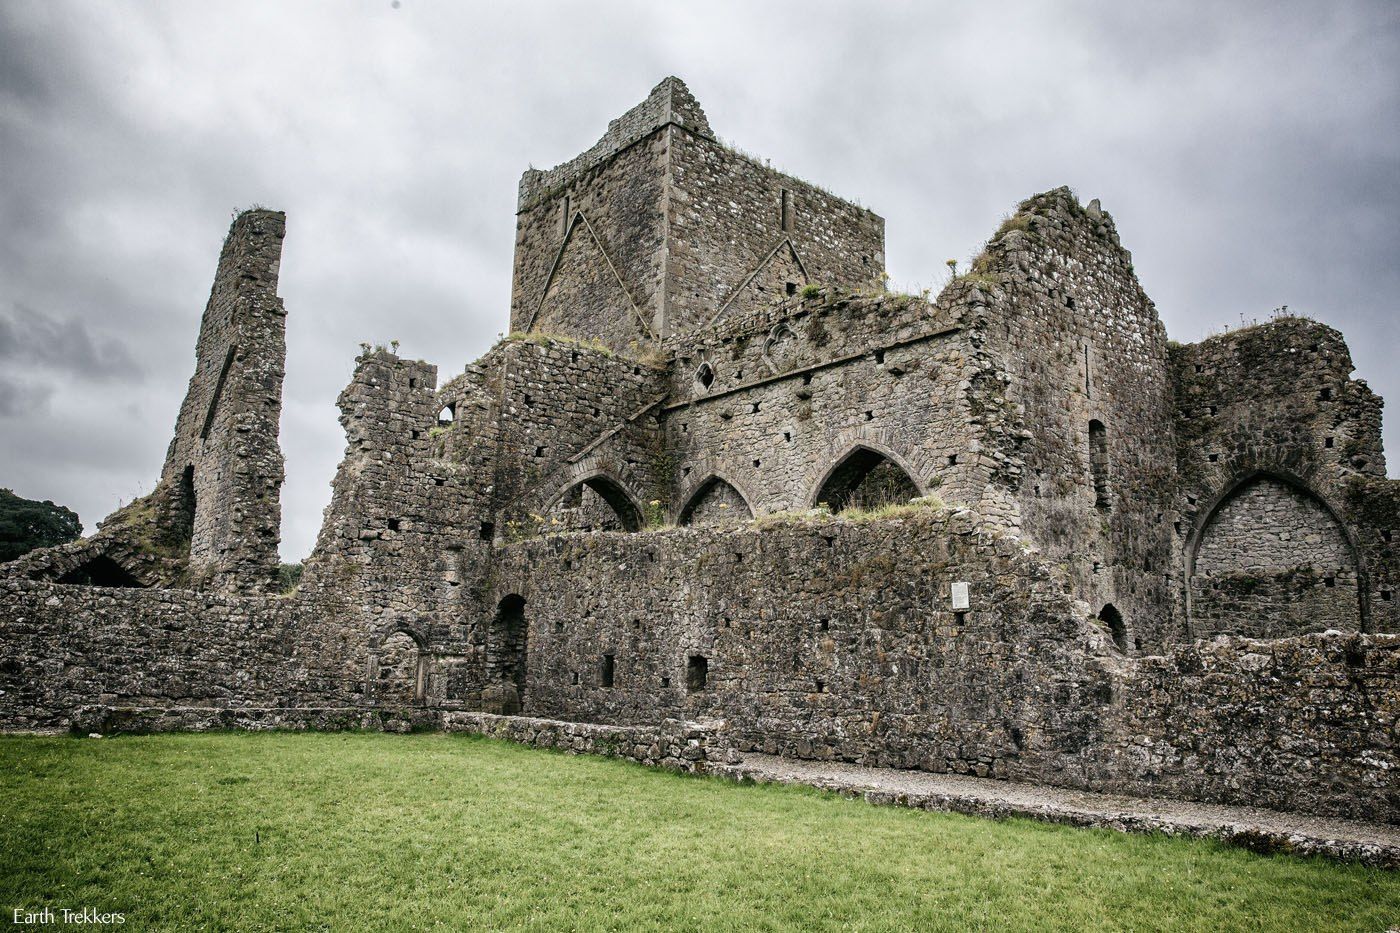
[780,188,793,231]
[687,655,708,691]
[601,654,615,688]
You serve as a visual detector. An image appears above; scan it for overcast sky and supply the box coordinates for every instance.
[1,1,1396,560]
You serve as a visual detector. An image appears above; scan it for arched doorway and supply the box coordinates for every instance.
[678,476,752,526]
[375,630,426,706]
[1098,604,1128,653]
[1189,474,1360,638]
[489,595,529,697]
[812,446,921,514]
[546,474,644,532]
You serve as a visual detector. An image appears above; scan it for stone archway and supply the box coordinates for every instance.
[373,629,426,706]
[1188,473,1360,638]
[546,472,645,532]
[678,475,753,526]
[810,445,922,513]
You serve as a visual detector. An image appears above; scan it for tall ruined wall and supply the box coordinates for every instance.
[658,286,1018,523]
[1171,318,1397,635]
[305,349,488,633]
[970,190,1179,653]
[509,78,883,350]
[487,513,1396,822]
[664,128,884,334]
[4,210,288,593]
[163,209,288,592]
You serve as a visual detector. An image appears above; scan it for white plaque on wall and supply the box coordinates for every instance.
[950,581,970,610]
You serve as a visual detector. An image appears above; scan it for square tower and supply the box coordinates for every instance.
[510,77,885,352]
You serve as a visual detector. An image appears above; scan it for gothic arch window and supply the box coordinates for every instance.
[1188,473,1360,639]
[547,474,644,532]
[695,362,715,392]
[812,446,920,514]
[678,476,752,527]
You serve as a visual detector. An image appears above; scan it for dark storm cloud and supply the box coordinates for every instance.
[0,0,1395,559]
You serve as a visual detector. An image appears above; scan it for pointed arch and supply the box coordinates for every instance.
[1186,470,1363,638]
[368,621,428,707]
[547,470,645,532]
[808,443,924,513]
[677,473,754,526]
[56,554,145,588]
[1098,604,1129,653]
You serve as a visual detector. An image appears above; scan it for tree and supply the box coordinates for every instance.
[0,488,82,562]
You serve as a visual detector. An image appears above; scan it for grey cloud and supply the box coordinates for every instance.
[0,376,54,417]
[0,0,1395,560]
[0,303,142,382]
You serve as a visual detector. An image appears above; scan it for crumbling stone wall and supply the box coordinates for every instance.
[0,577,361,730]
[1190,475,1359,637]
[967,190,1180,654]
[489,512,1396,822]
[432,336,669,532]
[1170,317,1397,635]
[658,287,1012,524]
[6,210,288,594]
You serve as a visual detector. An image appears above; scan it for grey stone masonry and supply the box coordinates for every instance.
[3,78,1397,833]
[510,77,883,350]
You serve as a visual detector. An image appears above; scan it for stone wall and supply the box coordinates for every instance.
[165,209,288,592]
[440,712,735,774]
[0,577,360,731]
[1171,317,1399,635]
[1190,475,1359,637]
[968,190,1180,654]
[489,511,1397,822]
[664,127,884,334]
[657,287,1014,524]
[509,78,883,350]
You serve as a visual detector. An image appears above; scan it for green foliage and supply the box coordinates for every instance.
[643,499,667,530]
[277,562,303,594]
[799,283,822,300]
[0,488,81,562]
[995,213,1035,238]
[838,494,945,523]
[504,331,614,357]
[0,732,1394,931]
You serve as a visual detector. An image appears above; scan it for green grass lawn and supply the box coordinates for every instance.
[0,733,1396,931]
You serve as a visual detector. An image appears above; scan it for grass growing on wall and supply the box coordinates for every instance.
[1,732,1396,931]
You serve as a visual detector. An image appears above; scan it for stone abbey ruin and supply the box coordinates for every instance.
[3,78,1397,825]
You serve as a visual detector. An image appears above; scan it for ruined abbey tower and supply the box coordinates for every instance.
[3,78,1397,827]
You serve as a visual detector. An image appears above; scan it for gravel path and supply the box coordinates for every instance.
[714,753,1400,867]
